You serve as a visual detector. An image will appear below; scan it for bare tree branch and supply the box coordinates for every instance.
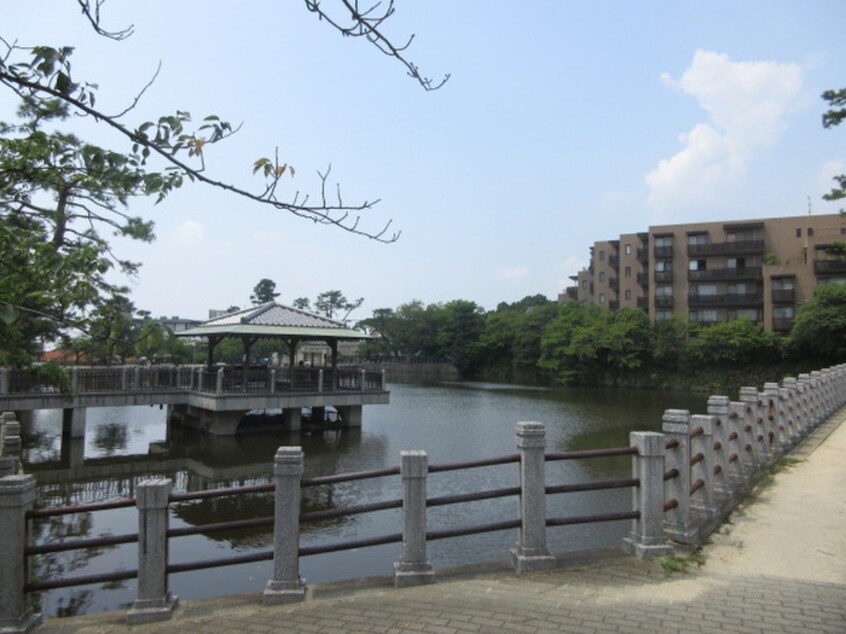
[75,0,134,41]
[304,0,449,91]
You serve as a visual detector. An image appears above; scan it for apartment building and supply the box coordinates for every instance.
[561,213,846,332]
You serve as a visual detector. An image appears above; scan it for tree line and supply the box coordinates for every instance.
[356,285,846,390]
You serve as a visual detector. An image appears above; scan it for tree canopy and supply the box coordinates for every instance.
[822,88,846,211]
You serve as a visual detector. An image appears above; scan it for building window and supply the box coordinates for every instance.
[808,227,814,237]
[624,289,632,300]
[693,284,718,296]
[655,310,673,321]
[625,244,632,255]
[688,259,707,271]
[727,257,746,270]
[688,233,708,246]
[728,283,749,294]
[656,285,673,297]
[599,271,606,283]
[772,277,794,290]
[599,293,606,304]
[796,228,802,238]
[624,266,632,278]
[690,309,718,323]
[774,306,795,319]
[655,260,672,272]
[599,249,606,261]
[654,235,672,247]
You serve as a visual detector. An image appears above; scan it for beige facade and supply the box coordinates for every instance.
[563,213,846,332]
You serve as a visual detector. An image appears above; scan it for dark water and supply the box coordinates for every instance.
[20,382,705,618]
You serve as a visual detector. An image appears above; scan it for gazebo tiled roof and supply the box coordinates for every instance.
[177,302,370,340]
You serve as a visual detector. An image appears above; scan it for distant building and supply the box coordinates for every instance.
[156,315,203,333]
[561,213,846,332]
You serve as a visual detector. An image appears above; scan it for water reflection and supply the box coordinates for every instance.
[20,382,705,617]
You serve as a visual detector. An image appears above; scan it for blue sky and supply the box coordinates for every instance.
[3,1,845,320]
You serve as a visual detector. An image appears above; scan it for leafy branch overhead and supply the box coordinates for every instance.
[822,88,846,211]
[0,0,446,366]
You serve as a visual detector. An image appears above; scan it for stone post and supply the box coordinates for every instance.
[797,374,812,431]
[133,366,141,390]
[706,396,733,499]
[739,387,763,474]
[623,432,673,558]
[0,475,42,633]
[0,369,8,395]
[781,378,801,444]
[317,369,324,393]
[216,367,224,394]
[264,447,307,604]
[810,371,822,424]
[764,383,787,454]
[662,409,696,544]
[821,368,834,416]
[360,369,367,392]
[270,369,276,394]
[510,422,556,573]
[394,451,434,587]
[727,400,750,484]
[689,414,717,520]
[127,479,178,624]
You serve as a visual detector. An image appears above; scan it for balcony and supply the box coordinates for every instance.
[636,272,649,287]
[654,271,673,283]
[609,255,619,269]
[609,300,620,311]
[609,277,619,290]
[688,267,762,282]
[636,248,649,264]
[814,259,846,275]
[654,296,673,308]
[687,240,765,257]
[637,297,648,309]
[654,246,673,258]
[771,289,795,304]
[687,293,763,307]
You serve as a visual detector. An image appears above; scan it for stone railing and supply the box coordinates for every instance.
[1,364,844,631]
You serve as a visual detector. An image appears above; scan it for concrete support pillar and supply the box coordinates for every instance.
[0,475,41,633]
[662,409,696,544]
[127,479,177,624]
[282,408,302,431]
[337,405,362,428]
[623,432,672,558]
[706,396,733,500]
[510,421,555,573]
[394,450,434,587]
[264,447,307,604]
[62,407,87,439]
[689,414,717,520]
[2,412,22,456]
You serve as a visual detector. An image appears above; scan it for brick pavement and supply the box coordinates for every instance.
[36,413,846,634]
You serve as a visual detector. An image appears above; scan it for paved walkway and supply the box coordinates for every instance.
[38,412,846,634]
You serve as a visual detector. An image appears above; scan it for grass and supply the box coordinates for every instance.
[659,551,706,575]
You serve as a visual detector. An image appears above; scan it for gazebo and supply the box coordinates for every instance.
[178,302,371,372]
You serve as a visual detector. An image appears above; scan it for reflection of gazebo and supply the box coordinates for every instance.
[177,302,371,372]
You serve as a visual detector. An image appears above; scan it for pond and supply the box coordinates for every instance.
[20,381,706,617]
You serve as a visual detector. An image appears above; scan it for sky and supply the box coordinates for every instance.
[2,1,845,321]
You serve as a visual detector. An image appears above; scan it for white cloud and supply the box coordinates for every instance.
[497,266,529,281]
[172,220,206,244]
[647,50,802,216]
